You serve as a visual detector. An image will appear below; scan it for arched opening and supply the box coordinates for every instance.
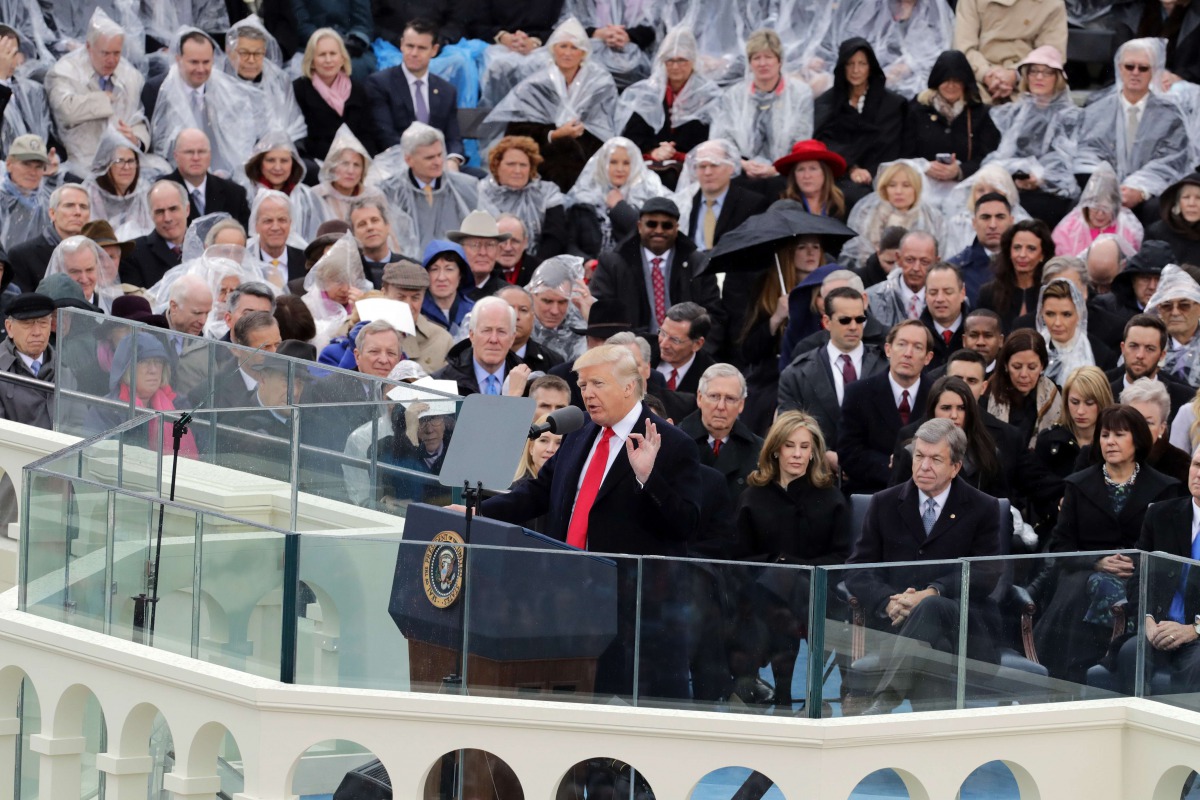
[847,768,928,800]
[117,703,176,798]
[1154,766,1200,800]
[290,739,390,799]
[557,757,653,800]
[689,766,785,799]
[423,749,523,800]
[958,760,1036,799]
[1,667,39,800]
[52,684,107,800]
[187,721,244,798]
[294,580,342,686]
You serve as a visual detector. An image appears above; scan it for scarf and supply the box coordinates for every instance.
[923,89,965,124]
[118,383,200,458]
[312,72,352,116]
[0,176,40,211]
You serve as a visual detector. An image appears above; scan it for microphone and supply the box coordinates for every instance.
[528,405,585,439]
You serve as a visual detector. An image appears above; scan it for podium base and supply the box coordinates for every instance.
[408,641,598,697]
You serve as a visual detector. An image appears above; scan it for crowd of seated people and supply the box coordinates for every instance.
[4,0,1200,720]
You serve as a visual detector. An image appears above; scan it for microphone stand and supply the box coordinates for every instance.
[133,411,193,647]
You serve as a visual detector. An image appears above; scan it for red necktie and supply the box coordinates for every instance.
[942,329,953,345]
[712,439,722,457]
[839,353,857,385]
[898,389,911,425]
[566,427,614,549]
[651,257,666,326]
[667,368,678,390]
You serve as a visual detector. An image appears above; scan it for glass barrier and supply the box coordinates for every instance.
[820,559,969,716]
[636,556,816,714]
[1134,551,1200,712]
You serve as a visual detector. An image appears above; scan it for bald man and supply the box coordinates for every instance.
[164,128,251,227]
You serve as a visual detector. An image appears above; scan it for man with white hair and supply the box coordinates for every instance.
[1074,38,1191,226]
[9,182,90,293]
[1147,266,1200,388]
[1122,377,1191,483]
[251,191,305,291]
[45,8,149,168]
[165,273,215,391]
[481,343,702,557]
[379,122,479,253]
[678,363,762,506]
[432,296,527,396]
[526,256,589,362]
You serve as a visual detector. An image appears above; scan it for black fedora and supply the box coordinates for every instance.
[570,299,633,337]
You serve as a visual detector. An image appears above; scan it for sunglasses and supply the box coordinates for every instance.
[835,315,868,325]
[642,220,676,230]
[1121,63,1151,73]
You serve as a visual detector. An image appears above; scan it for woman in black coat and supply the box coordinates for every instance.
[732,411,849,707]
[1145,172,1200,267]
[1031,405,1183,684]
[902,50,999,185]
[814,38,906,211]
[293,29,380,165]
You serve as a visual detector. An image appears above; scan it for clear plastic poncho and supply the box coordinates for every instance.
[244,187,308,289]
[43,234,122,311]
[482,18,620,146]
[774,0,836,79]
[526,255,587,361]
[0,162,55,253]
[565,136,669,251]
[371,138,482,253]
[841,159,945,267]
[2,73,52,158]
[1146,265,1200,386]
[939,164,1032,258]
[301,233,372,350]
[981,82,1082,201]
[243,130,329,243]
[558,0,653,86]
[479,176,563,258]
[84,126,171,241]
[1075,39,1192,199]
[613,25,723,138]
[1052,163,1144,258]
[316,125,418,259]
[672,138,741,225]
[150,27,261,182]
[811,0,954,99]
[708,70,813,165]
[140,0,230,44]
[1036,278,1096,385]
[47,1,144,67]
[668,0,748,87]
[146,240,262,339]
[0,0,57,64]
[223,16,306,147]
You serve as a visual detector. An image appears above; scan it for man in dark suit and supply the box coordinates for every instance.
[433,296,527,395]
[122,181,188,288]
[249,192,306,289]
[164,128,251,228]
[919,262,966,371]
[9,183,91,294]
[191,310,282,409]
[1094,240,1172,324]
[847,419,1002,714]
[677,363,761,508]
[1108,314,1194,424]
[366,19,464,159]
[778,287,887,458]
[1118,446,1200,694]
[948,192,1011,306]
[654,301,714,392]
[591,197,721,345]
[482,342,702,556]
[838,319,933,494]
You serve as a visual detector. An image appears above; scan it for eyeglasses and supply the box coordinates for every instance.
[235,49,266,60]
[461,240,498,251]
[111,157,137,167]
[1025,66,1057,78]
[1121,63,1151,73]
[835,315,868,325]
[1158,301,1195,313]
[658,332,691,346]
[701,392,742,406]
[642,220,676,230]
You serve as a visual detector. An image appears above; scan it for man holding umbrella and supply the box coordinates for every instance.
[590,197,722,343]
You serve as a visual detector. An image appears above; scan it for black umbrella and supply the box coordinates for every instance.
[706,200,857,282]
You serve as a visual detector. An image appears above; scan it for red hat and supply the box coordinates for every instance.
[773,140,847,179]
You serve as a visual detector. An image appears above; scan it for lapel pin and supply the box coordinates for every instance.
[433,88,439,94]
[950,514,956,519]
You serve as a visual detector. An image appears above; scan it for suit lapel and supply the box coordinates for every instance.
[924,480,964,544]
[595,405,646,503]
[898,482,926,545]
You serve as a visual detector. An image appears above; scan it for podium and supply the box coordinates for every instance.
[391,504,619,696]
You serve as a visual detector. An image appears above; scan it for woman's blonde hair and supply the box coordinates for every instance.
[747,410,833,488]
[745,29,783,63]
[301,28,352,79]
[876,161,923,206]
[515,414,558,482]
[1058,365,1114,439]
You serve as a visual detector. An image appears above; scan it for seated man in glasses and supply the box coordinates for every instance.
[1074,38,1190,228]
[589,197,722,346]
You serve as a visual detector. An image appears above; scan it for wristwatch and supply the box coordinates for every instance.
[1193,614,1200,637]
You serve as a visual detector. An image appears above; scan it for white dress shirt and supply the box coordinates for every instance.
[888,373,921,410]
[826,341,864,405]
[657,351,696,387]
[574,402,642,497]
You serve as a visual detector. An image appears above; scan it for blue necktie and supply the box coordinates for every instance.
[484,374,499,395]
[922,498,937,537]
[1168,527,1200,623]
[29,359,40,377]
[98,75,112,92]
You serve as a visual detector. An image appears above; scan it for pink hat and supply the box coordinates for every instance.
[1017,45,1065,73]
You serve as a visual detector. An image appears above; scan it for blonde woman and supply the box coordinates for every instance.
[508,415,563,533]
[292,28,379,162]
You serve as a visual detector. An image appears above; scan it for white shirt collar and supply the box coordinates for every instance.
[401,63,429,85]
[609,401,643,441]
[934,315,962,336]
[888,373,920,408]
[657,351,696,382]
[1120,91,1149,114]
[17,350,44,373]
[260,247,288,265]
[237,366,258,390]
[642,247,671,268]
[184,174,208,193]
[919,483,953,516]
[826,340,864,364]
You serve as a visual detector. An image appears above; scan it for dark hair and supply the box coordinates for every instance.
[947,348,986,368]
[974,192,1011,212]
[965,308,1002,327]
[232,309,276,346]
[988,328,1049,406]
[927,261,964,287]
[179,30,215,52]
[403,18,440,41]
[992,219,1054,315]
[879,226,908,251]
[823,286,865,316]
[228,282,277,314]
[665,301,711,340]
[1123,313,1168,351]
[922,375,1000,483]
[273,294,317,343]
[886,318,935,351]
[529,374,570,398]
[1090,404,1154,465]
[643,393,668,418]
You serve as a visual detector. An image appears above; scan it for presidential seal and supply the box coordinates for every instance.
[423,530,465,608]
